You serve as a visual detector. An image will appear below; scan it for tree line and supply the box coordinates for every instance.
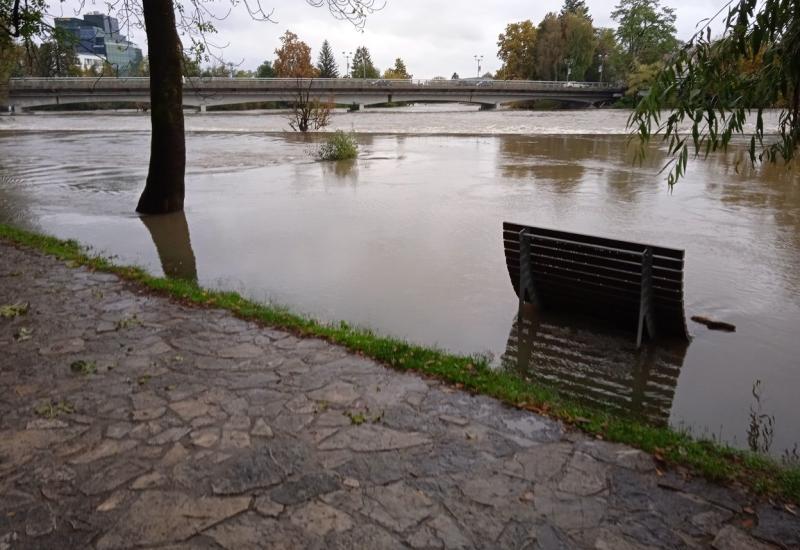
[495,0,678,95]
[247,31,411,80]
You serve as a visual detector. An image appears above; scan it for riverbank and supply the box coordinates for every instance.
[2,226,800,529]
[2,232,799,549]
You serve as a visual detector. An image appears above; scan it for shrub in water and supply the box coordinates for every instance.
[317,131,359,161]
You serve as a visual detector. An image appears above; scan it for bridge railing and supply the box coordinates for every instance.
[9,77,622,93]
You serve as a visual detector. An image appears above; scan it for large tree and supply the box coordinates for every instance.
[351,45,379,78]
[316,39,338,78]
[611,0,677,65]
[562,12,596,81]
[585,27,625,83]
[34,32,80,77]
[274,30,316,78]
[534,13,564,81]
[630,0,800,185]
[1,0,381,214]
[496,20,537,80]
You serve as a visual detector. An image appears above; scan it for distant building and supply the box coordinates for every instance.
[54,12,143,75]
[76,53,104,72]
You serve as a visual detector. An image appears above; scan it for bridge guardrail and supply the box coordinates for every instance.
[9,77,622,94]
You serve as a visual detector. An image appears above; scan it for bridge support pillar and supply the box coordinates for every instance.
[199,104,207,113]
[358,104,365,111]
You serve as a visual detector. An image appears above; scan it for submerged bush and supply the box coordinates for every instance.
[316,131,358,161]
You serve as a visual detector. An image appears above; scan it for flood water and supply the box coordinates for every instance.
[1,105,798,457]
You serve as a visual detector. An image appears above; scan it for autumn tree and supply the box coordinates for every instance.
[316,39,338,77]
[274,30,317,77]
[351,46,379,78]
[256,60,276,77]
[611,0,677,65]
[383,57,411,79]
[534,13,564,80]
[496,20,537,80]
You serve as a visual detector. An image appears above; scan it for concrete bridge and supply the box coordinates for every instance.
[7,77,624,111]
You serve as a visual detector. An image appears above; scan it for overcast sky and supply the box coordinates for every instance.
[54,0,728,78]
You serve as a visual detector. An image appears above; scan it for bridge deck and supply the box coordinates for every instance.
[7,77,625,109]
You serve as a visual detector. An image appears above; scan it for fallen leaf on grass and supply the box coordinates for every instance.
[34,399,75,419]
[70,360,97,376]
[14,327,32,341]
[1,302,29,318]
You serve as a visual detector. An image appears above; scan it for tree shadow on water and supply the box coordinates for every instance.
[140,211,198,283]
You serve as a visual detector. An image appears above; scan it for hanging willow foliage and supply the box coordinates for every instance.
[629,0,800,186]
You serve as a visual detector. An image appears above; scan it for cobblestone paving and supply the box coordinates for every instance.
[1,241,799,549]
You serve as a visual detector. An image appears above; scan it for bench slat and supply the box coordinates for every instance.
[504,236,685,274]
[503,222,684,260]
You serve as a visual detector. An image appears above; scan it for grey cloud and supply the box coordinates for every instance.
[56,0,732,78]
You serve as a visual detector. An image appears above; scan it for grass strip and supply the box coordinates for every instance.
[1,222,798,503]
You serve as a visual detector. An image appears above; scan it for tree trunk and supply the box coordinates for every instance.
[136,0,185,214]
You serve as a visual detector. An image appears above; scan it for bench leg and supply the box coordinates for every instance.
[637,249,655,348]
[636,308,645,348]
[518,230,537,308]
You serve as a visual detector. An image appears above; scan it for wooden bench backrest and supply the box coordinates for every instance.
[504,222,689,339]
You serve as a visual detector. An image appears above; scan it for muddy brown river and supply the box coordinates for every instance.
[1,105,798,457]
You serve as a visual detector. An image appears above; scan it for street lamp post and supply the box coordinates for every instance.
[473,54,483,78]
[598,53,607,83]
[342,51,352,78]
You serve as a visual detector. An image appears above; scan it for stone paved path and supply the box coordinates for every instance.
[1,241,799,550]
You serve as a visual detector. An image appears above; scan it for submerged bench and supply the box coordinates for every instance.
[503,222,689,346]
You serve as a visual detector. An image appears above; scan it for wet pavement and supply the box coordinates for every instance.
[1,240,798,549]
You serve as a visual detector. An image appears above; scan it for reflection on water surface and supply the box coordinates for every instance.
[502,305,688,426]
[140,212,198,282]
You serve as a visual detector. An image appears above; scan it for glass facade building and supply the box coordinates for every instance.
[54,13,143,75]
